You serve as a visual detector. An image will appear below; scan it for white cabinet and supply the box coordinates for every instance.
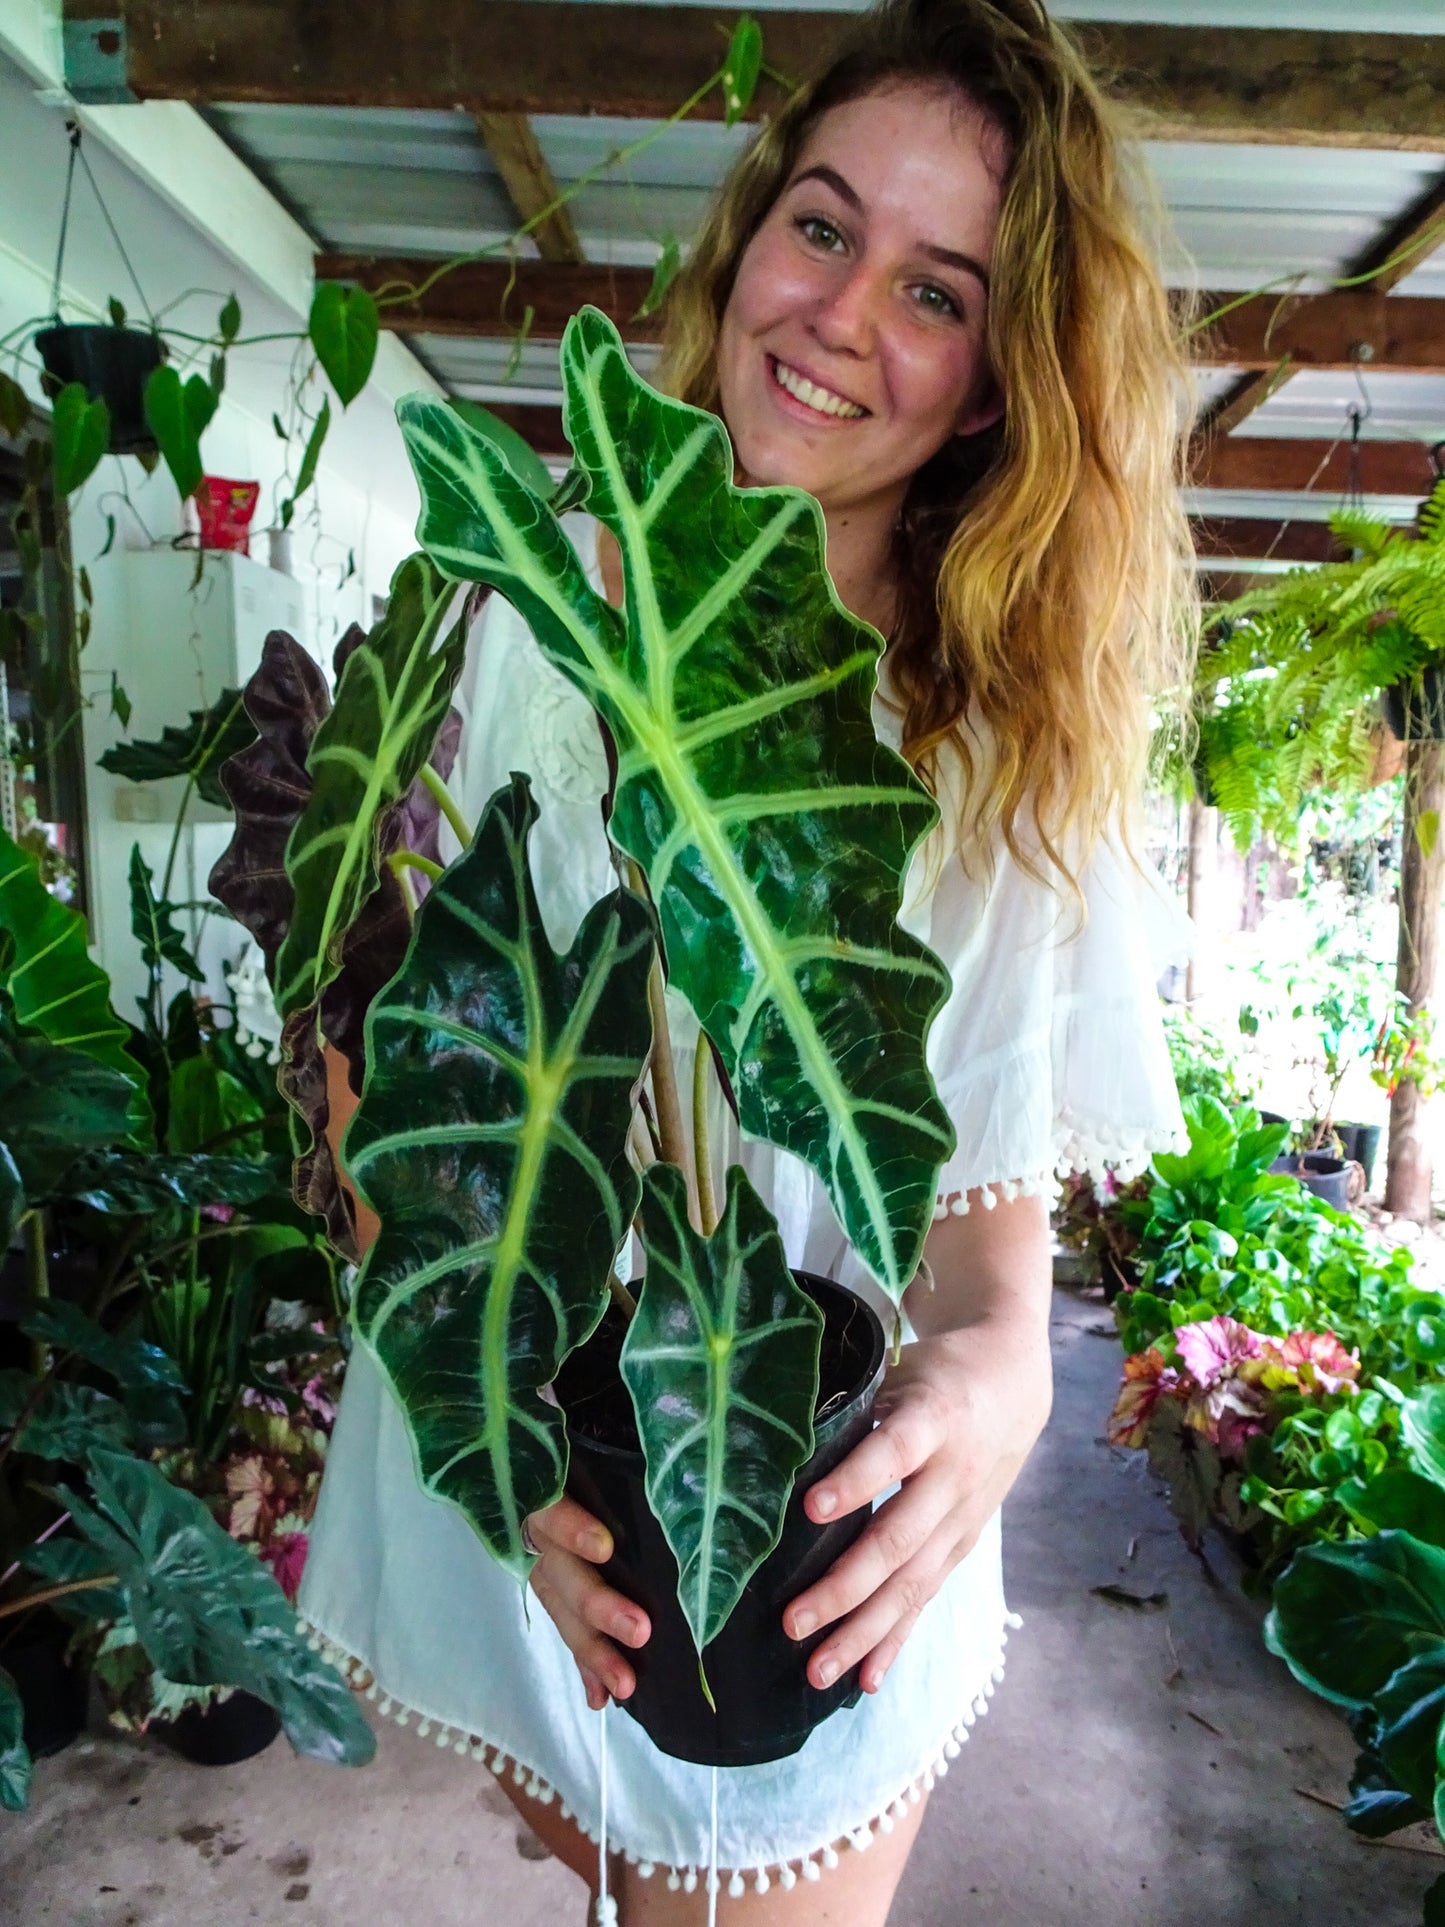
[79,548,328,1023]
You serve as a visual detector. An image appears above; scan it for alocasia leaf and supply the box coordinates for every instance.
[0,1367,133,1460]
[129,845,203,985]
[397,307,954,1300]
[21,1301,187,1394]
[209,623,460,1258]
[0,1012,137,1197]
[59,1449,374,1767]
[19,1536,125,1622]
[100,687,254,810]
[54,1148,278,1214]
[274,552,464,1025]
[622,1161,822,1654]
[0,826,152,1142]
[0,1667,30,1813]
[1266,1532,1445,1708]
[345,775,654,1578]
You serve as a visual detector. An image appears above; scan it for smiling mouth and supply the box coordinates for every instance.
[767,356,868,420]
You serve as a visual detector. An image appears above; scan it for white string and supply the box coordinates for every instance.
[707,1765,719,1927]
[595,1702,617,1926]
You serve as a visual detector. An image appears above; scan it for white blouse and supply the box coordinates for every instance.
[298,516,1190,1899]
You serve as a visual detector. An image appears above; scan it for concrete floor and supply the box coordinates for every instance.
[4,1289,1441,1927]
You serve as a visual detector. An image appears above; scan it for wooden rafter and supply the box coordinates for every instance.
[62,3,1445,150]
[475,113,584,266]
[1189,517,1410,565]
[1192,438,1439,497]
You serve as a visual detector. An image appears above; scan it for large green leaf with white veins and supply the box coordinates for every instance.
[622,1161,823,1653]
[273,551,465,1023]
[398,307,954,1299]
[345,776,655,1577]
[0,825,152,1143]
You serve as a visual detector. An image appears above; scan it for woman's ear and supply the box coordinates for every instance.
[953,377,1005,440]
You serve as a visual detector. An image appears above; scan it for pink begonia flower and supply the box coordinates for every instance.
[261,1529,309,1602]
[300,1375,337,1428]
[1185,1375,1270,1452]
[1108,1348,1186,1448]
[201,1202,235,1225]
[1173,1316,1264,1391]
[1256,1329,1361,1397]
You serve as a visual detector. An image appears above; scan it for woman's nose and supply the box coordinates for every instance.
[809,263,884,358]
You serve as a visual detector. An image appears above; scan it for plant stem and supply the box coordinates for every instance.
[692,1031,719,1237]
[419,763,473,849]
[23,1209,48,1379]
[607,1273,639,1320]
[0,1573,118,1620]
[387,848,444,885]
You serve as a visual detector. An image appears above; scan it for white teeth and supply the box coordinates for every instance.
[772,359,865,419]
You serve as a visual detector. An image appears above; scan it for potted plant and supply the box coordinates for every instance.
[210,307,956,1766]
[33,310,165,458]
[0,823,370,1809]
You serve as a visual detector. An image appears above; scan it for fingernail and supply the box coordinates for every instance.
[584,1529,611,1560]
[812,1488,837,1519]
[816,1655,839,1687]
[618,1612,647,1645]
[791,1607,816,1639]
[608,1672,632,1701]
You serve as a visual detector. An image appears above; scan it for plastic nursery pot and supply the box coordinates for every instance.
[1269,1152,1352,1211]
[1257,1110,1290,1129]
[160,1689,281,1767]
[1333,1122,1382,1191]
[3,1610,91,1758]
[1382,666,1445,744]
[558,1271,887,1768]
[34,322,165,457]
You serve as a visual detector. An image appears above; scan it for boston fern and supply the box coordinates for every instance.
[218,307,954,1666]
[1198,479,1445,846]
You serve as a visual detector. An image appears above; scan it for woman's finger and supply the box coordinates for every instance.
[803,1381,953,1525]
[804,1547,949,1692]
[526,1494,614,1564]
[859,1604,924,1695]
[785,1471,953,1640]
[529,1551,641,1701]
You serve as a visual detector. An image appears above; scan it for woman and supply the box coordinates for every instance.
[299,0,1196,1918]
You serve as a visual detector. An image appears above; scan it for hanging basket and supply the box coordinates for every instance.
[1381,665,1445,745]
[34,322,164,457]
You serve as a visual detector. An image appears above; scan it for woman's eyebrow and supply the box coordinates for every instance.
[788,163,990,296]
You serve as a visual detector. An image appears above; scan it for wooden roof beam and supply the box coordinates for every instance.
[475,113,584,266]
[63,4,1445,151]
[1192,438,1440,497]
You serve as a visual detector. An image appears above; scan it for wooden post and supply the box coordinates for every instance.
[1186,797,1216,1003]
[1384,735,1445,1221]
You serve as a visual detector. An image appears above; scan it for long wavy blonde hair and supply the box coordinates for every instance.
[658,0,1199,885]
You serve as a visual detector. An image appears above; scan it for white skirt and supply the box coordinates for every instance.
[297,1342,1020,1896]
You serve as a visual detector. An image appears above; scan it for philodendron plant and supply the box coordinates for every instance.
[214,308,955,1667]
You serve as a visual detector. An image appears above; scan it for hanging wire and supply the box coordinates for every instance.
[48,120,156,327]
[48,123,82,319]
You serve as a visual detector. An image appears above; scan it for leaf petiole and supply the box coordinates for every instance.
[419,762,473,849]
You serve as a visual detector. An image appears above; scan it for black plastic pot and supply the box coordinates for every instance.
[1269,1152,1352,1210]
[3,1611,90,1758]
[1257,1109,1290,1129]
[34,323,164,456]
[559,1272,887,1768]
[1334,1122,1382,1190]
[161,1689,280,1766]
[1382,667,1445,744]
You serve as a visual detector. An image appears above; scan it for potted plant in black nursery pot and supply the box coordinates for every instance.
[210,308,958,1767]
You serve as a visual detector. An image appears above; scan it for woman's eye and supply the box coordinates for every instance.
[797,215,845,252]
[914,283,963,321]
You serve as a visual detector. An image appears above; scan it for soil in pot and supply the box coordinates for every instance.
[557,1271,886,1768]
[2,1610,90,1758]
[160,1689,281,1767]
[34,323,164,456]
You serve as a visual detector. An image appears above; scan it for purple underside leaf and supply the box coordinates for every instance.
[208,625,465,1256]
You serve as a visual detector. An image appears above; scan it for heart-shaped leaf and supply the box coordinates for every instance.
[143,365,217,501]
[397,308,954,1299]
[60,1449,374,1767]
[0,1668,30,1812]
[99,687,255,810]
[721,14,763,126]
[1266,1532,1445,1708]
[622,1160,822,1653]
[0,827,150,1142]
[309,282,380,407]
[346,775,655,1578]
[50,380,110,495]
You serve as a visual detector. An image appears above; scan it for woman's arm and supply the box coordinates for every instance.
[782,1189,1054,1694]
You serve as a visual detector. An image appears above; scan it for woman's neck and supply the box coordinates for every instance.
[822,501,901,642]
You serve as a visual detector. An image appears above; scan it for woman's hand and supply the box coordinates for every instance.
[524,1496,652,1711]
[784,1194,1053,1696]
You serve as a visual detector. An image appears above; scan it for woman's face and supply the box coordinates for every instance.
[716,82,1007,518]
